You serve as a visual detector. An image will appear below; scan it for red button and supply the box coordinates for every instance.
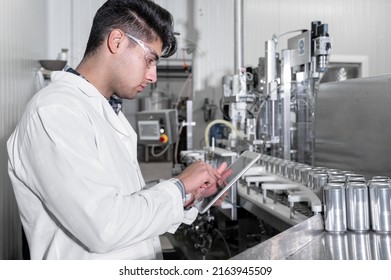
[159,134,168,143]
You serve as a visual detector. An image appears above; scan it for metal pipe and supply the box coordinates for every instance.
[281,49,292,160]
[186,100,193,150]
[265,38,277,84]
[234,0,243,72]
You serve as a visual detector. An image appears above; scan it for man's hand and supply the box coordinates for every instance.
[195,162,229,198]
[197,164,233,207]
[176,161,229,207]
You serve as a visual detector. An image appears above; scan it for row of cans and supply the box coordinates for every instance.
[324,181,391,233]
[259,155,391,232]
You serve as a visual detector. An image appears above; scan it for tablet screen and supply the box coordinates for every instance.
[194,150,261,214]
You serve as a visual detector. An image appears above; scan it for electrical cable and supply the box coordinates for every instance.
[150,144,170,157]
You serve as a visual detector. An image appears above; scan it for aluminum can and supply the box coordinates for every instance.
[299,166,313,186]
[369,182,391,233]
[327,169,342,176]
[267,157,277,173]
[346,174,366,183]
[264,156,272,172]
[274,159,285,175]
[308,168,327,188]
[372,175,390,181]
[278,160,289,176]
[329,174,346,184]
[346,182,370,231]
[293,163,306,182]
[286,162,297,181]
[279,160,290,177]
[311,172,328,200]
[323,183,347,232]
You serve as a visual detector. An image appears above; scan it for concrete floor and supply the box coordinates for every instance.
[139,161,173,183]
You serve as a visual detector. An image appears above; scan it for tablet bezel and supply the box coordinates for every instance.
[195,150,261,214]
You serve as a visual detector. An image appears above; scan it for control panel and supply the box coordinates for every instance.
[136,109,178,145]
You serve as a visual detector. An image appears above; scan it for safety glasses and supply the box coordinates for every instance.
[124,33,160,68]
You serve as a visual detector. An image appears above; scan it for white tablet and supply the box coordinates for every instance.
[195,150,261,214]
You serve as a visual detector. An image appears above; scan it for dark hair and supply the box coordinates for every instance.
[83,0,177,59]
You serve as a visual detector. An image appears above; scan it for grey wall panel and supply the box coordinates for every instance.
[314,75,391,178]
[0,0,47,259]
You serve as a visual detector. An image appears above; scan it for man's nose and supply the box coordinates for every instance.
[146,66,158,83]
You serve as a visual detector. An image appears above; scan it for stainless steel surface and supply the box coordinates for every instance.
[291,231,391,260]
[314,74,391,178]
[231,214,324,260]
[287,31,311,67]
[320,64,360,83]
[232,214,391,260]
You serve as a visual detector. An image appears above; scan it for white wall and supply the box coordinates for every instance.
[243,0,391,76]
[0,0,48,259]
[47,0,107,67]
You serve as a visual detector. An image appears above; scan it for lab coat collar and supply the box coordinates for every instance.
[51,71,133,138]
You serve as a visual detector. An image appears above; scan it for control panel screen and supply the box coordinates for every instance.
[138,120,160,140]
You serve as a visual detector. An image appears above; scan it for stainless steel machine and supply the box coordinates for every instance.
[201,21,332,224]
[167,20,391,260]
[219,21,331,165]
[168,21,334,259]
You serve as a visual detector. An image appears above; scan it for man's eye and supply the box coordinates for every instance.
[146,57,158,66]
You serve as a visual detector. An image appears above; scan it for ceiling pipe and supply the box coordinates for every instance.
[234,0,244,72]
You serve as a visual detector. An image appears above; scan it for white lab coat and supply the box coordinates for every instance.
[7,71,198,259]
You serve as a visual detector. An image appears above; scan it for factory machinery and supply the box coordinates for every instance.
[165,21,332,259]
[163,20,391,260]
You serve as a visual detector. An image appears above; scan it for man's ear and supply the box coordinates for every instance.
[107,29,124,54]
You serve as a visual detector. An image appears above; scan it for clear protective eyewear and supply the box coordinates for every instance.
[124,33,160,68]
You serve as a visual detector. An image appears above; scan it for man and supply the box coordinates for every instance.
[7,0,225,260]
